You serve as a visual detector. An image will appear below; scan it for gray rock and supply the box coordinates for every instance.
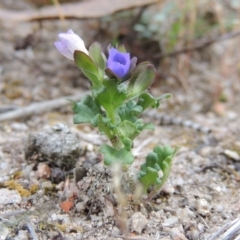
[24,123,81,170]
[0,188,21,205]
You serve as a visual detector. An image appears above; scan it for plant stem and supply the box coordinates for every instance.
[110,136,123,150]
[107,107,124,150]
[108,107,116,125]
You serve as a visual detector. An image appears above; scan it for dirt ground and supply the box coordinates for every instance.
[0,1,240,240]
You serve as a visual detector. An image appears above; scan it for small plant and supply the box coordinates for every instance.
[55,29,177,194]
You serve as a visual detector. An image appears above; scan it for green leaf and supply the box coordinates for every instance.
[157,93,172,101]
[158,156,172,188]
[139,167,161,190]
[118,101,138,123]
[97,114,112,138]
[99,144,134,165]
[118,120,140,140]
[120,137,133,151]
[74,51,102,89]
[117,44,127,53]
[94,79,128,111]
[72,95,101,126]
[138,145,178,192]
[127,62,156,98]
[132,105,143,116]
[140,163,147,172]
[105,68,119,80]
[137,92,159,111]
[146,152,158,166]
[89,42,106,79]
[153,145,175,169]
[135,120,155,132]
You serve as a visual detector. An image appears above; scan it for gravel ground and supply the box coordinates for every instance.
[0,1,240,239]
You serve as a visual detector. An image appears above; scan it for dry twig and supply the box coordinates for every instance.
[0,0,159,22]
[26,221,39,240]
[0,93,88,122]
[209,218,240,240]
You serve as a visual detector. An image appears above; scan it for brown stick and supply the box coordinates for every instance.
[154,29,240,59]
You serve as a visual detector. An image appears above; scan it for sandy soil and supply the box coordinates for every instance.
[0,1,240,239]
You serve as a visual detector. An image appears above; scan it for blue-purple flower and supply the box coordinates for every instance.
[54,29,88,60]
[107,48,131,78]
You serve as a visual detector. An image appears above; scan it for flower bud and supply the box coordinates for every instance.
[54,29,88,60]
[107,48,131,78]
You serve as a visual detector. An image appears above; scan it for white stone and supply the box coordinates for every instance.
[130,212,147,234]
[13,230,28,240]
[168,227,188,240]
[0,188,21,204]
[0,222,9,240]
[196,198,210,216]
[215,204,224,213]
[111,226,121,236]
[162,216,179,227]
[224,149,240,161]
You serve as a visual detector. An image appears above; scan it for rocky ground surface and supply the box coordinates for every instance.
[0,1,240,239]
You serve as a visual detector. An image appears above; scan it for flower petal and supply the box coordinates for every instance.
[54,41,74,60]
[55,29,89,60]
[108,62,125,78]
[107,48,131,78]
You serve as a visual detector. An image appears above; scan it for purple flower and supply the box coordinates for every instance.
[54,29,88,60]
[107,48,131,78]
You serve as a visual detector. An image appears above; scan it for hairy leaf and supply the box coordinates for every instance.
[99,144,134,165]
[74,51,102,89]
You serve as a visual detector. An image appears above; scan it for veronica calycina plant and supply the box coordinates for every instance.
[55,29,177,193]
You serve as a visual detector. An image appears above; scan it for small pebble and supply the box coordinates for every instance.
[0,188,21,204]
[51,167,65,184]
[41,181,53,189]
[82,222,92,231]
[36,163,51,179]
[162,184,175,194]
[11,122,28,132]
[22,164,33,178]
[75,202,85,212]
[0,222,9,240]
[223,149,240,161]
[130,212,147,234]
[190,228,200,240]
[197,223,205,232]
[86,143,94,152]
[74,167,87,183]
[176,207,195,223]
[196,198,210,216]
[211,215,219,223]
[112,226,121,236]
[14,230,28,240]
[162,216,179,227]
[0,162,9,170]
[215,204,224,213]
[169,227,188,240]
[0,176,10,183]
